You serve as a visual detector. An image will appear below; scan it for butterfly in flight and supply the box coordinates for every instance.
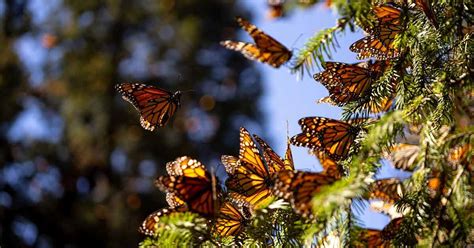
[115,83,181,131]
[272,170,338,217]
[220,17,292,68]
[156,156,221,218]
[314,61,389,106]
[350,4,402,60]
[213,193,253,237]
[291,117,361,160]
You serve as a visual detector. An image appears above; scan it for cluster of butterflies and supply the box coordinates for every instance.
[139,126,347,238]
[113,2,451,245]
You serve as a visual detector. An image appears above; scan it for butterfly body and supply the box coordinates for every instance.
[115,83,182,131]
[221,17,291,68]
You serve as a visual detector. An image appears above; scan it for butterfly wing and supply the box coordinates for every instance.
[139,205,187,236]
[238,17,292,68]
[314,62,374,104]
[221,155,241,175]
[253,134,287,173]
[350,36,399,60]
[273,170,337,217]
[284,139,295,171]
[115,83,180,131]
[373,4,402,24]
[291,117,359,160]
[213,194,252,237]
[225,128,274,208]
[313,151,343,180]
[367,178,403,203]
[156,156,220,217]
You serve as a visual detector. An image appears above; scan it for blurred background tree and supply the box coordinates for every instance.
[0,0,264,247]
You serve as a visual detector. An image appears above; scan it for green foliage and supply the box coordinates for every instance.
[139,212,210,248]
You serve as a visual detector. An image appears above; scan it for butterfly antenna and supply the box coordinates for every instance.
[180,89,196,94]
[290,33,304,50]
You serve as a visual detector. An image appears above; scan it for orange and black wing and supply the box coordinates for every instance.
[367,178,403,203]
[221,155,240,175]
[115,83,181,131]
[373,4,402,24]
[355,217,404,247]
[388,144,420,171]
[213,194,252,237]
[350,36,399,60]
[139,205,187,236]
[156,156,221,217]
[273,170,337,217]
[253,134,287,173]
[220,17,291,68]
[291,117,359,160]
[314,62,374,104]
[313,151,343,180]
[225,128,274,208]
[284,138,295,171]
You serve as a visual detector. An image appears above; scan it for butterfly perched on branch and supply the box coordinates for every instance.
[220,17,292,68]
[314,60,389,105]
[350,4,403,60]
[155,156,221,218]
[115,83,182,131]
[272,170,338,217]
[354,217,407,247]
[291,117,361,160]
[222,128,293,208]
[139,204,188,236]
[212,193,253,237]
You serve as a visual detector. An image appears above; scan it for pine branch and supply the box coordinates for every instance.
[290,26,341,79]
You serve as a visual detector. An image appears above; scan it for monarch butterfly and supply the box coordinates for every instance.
[448,143,471,166]
[224,128,276,208]
[311,150,343,180]
[156,156,221,217]
[213,193,253,237]
[350,4,402,60]
[314,61,387,105]
[253,134,294,173]
[115,83,181,131]
[387,144,420,171]
[220,17,292,68]
[266,0,285,19]
[139,205,188,236]
[373,4,402,24]
[291,117,360,160]
[273,170,338,217]
[355,217,405,248]
[367,178,403,203]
